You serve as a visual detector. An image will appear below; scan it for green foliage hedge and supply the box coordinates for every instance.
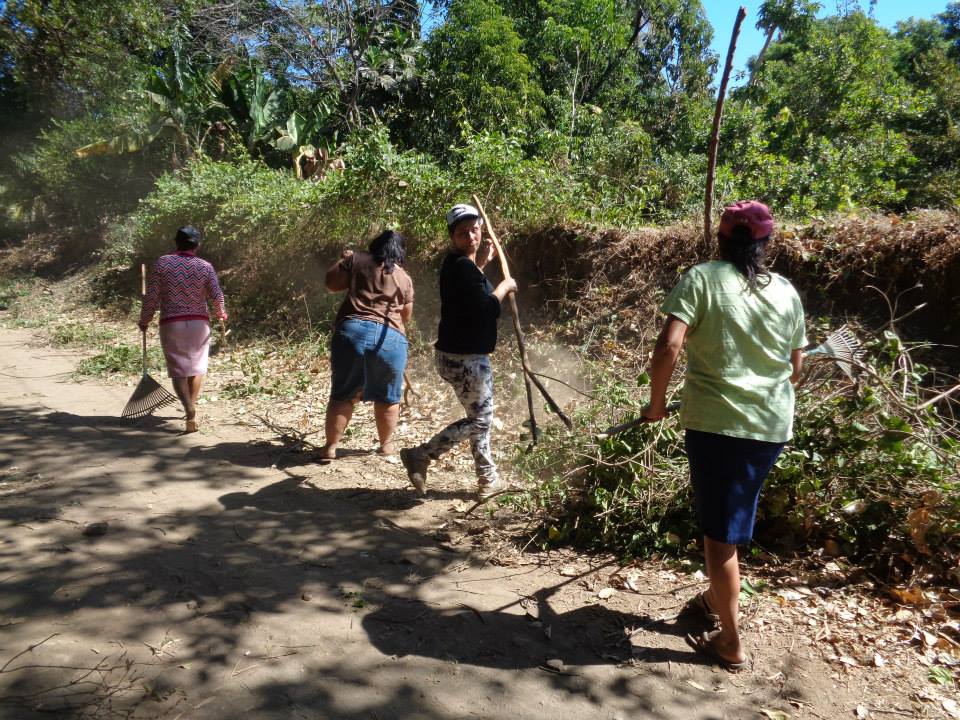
[103,125,589,325]
[511,341,960,584]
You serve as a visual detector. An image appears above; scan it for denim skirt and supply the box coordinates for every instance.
[330,318,407,404]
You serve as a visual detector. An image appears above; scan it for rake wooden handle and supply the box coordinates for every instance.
[471,195,573,432]
[141,263,148,371]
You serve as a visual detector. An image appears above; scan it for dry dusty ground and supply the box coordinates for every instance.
[0,321,950,720]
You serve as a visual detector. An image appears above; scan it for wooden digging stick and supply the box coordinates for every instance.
[704,6,747,244]
[472,195,574,432]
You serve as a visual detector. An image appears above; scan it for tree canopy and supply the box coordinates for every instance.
[1,0,958,232]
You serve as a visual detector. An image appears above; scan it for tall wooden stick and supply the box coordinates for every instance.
[705,6,747,243]
[472,195,574,433]
[471,197,538,442]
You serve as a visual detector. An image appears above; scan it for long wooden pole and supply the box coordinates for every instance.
[140,263,148,371]
[472,197,539,442]
[704,6,747,243]
[472,195,574,433]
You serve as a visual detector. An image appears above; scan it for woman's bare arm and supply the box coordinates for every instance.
[790,348,804,384]
[642,316,689,418]
[400,302,413,326]
[325,250,352,292]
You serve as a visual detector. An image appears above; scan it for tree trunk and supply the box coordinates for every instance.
[704,7,747,244]
[748,26,777,87]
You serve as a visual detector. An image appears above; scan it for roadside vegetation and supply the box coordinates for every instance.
[1,0,958,659]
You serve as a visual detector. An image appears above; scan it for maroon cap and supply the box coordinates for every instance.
[718,200,774,241]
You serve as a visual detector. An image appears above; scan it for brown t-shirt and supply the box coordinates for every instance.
[332,251,414,334]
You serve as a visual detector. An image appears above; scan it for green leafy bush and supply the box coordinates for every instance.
[51,322,117,346]
[6,114,165,228]
[511,333,960,583]
[76,343,162,376]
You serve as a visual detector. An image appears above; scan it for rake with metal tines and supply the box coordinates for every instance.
[121,264,178,419]
[805,325,866,380]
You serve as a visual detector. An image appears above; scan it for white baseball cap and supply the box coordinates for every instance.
[445,203,483,230]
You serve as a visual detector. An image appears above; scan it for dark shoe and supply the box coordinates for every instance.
[400,447,429,495]
[685,630,747,672]
[683,590,721,629]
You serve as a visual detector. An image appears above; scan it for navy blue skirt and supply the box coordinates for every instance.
[685,429,785,545]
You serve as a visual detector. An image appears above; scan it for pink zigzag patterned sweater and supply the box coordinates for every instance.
[139,251,227,327]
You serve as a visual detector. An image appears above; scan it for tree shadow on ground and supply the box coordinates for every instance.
[0,403,794,719]
[184,439,373,471]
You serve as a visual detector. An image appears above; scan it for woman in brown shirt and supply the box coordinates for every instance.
[321,230,414,459]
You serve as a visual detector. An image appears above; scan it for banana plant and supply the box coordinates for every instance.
[273,112,312,153]
[271,100,341,177]
[217,66,285,155]
[75,46,235,161]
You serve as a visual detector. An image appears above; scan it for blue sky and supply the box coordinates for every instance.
[701,1,954,83]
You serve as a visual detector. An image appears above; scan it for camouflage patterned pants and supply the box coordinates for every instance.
[419,350,499,486]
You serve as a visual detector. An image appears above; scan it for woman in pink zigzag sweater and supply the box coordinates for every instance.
[139,226,227,433]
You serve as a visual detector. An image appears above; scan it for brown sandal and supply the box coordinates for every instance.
[684,590,721,629]
[318,445,337,461]
[685,630,747,672]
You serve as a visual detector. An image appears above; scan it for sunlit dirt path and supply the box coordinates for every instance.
[0,325,870,720]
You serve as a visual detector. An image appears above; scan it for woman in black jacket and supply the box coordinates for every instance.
[400,203,516,498]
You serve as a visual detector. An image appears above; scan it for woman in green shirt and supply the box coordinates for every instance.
[642,201,806,671]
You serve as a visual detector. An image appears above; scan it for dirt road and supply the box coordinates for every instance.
[0,325,877,719]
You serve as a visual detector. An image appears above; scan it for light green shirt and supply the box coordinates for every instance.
[661,261,807,443]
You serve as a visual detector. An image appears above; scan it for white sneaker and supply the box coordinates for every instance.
[477,478,506,500]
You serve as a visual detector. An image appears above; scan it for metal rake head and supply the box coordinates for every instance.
[122,373,178,419]
[806,325,865,380]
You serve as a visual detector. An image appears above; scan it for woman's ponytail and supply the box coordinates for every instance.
[718,224,771,291]
[368,230,406,274]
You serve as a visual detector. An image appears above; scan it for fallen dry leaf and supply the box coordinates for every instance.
[907,506,932,555]
[889,586,928,606]
[760,709,791,720]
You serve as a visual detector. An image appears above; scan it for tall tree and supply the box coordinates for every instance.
[895,14,960,205]
[0,0,168,117]
[417,0,543,148]
[492,0,715,151]
[748,0,820,87]
[185,0,421,131]
[731,10,919,210]
[939,2,960,60]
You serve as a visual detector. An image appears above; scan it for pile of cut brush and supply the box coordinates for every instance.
[514,210,960,359]
[508,310,960,588]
